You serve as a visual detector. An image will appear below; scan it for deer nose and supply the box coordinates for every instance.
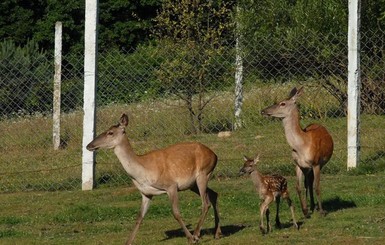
[86,143,97,151]
[261,109,271,117]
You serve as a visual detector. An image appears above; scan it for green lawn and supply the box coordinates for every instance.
[1,174,385,244]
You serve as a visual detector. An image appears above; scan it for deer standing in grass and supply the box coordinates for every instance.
[261,87,334,217]
[239,155,298,234]
[86,114,221,244]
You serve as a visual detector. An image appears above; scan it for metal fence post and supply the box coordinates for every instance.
[82,0,99,190]
[347,0,361,169]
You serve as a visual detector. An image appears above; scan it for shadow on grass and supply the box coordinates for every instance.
[323,196,357,213]
[161,224,248,241]
[277,221,304,230]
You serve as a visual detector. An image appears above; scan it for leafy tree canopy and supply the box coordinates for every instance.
[0,0,161,52]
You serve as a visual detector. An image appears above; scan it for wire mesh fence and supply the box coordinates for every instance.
[0,30,384,192]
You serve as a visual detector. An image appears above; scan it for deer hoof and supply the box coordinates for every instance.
[191,235,200,244]
[293,223,299,230]
[259,226,267,235]
[303,209,311,219]
[275,221,282,229]
[214,230,222,239]
[319,210,328,217]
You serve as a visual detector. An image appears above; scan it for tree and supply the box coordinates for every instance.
[0,0,45,46]
[153,0,234,134]
[0,0,161,52]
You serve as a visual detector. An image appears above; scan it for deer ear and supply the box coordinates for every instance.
[288,87,298,98]
[290,87,304,102]
[243,155,250,161]
[119,113,129,127]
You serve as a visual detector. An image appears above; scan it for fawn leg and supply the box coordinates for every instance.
[260,196,273,234]
[275,196,282,228]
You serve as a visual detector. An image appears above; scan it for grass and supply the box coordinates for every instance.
[0,82,384,244]
[0,174,385,244]
[0,82,385,191]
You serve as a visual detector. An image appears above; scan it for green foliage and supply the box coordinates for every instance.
[98,0,161,51]
[238,0,348,82]
[0,0,161,52]
[0,39,52,117]
[152,0,235,133]
[0,0,44,46]
[153,0,234,45]
[98,45,164,105]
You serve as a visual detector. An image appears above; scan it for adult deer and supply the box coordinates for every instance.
[86,114,221,244]
[239,155,298,234]
[261,87,333,217]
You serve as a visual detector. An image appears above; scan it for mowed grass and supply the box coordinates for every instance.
[1,174,385,244]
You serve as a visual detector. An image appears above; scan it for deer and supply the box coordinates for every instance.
[261,87,334,217]
[239,155,298,234]
[86,113,222,245]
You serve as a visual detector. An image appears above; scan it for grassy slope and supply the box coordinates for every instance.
[1,174,384,244]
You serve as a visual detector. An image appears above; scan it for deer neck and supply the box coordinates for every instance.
[113,137,145,178]
[250,170,263,189]
[282,108,306,150]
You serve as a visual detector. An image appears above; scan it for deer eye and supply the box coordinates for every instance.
[107,131,114,136]
[280,102,286,106]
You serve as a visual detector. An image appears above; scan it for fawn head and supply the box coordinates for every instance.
[239,154,260,176]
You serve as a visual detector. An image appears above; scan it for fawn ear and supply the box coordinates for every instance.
[253,154,260,164]
[119,113,129,127]
[243,155,249,161]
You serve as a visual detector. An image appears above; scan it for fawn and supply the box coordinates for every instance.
[239,155,298,234]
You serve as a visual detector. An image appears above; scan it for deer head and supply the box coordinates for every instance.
[86,113,129,151]
[261,87,303,118]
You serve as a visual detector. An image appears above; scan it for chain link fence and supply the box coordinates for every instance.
[0,30,384,192]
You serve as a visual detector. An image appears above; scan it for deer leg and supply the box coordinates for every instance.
[306,169,315,213]
[191,176,210,239]
[313,165,326,216]
[295,166,309,218]
[191,186,222,239]
[275,196,282,228]
[283,193,298,230]
[206,188,222,239]
[260,196,273,234]
[126,194,152,245]
[168,186,196,244]
[259,201,266,234]
[266,207,271,233]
